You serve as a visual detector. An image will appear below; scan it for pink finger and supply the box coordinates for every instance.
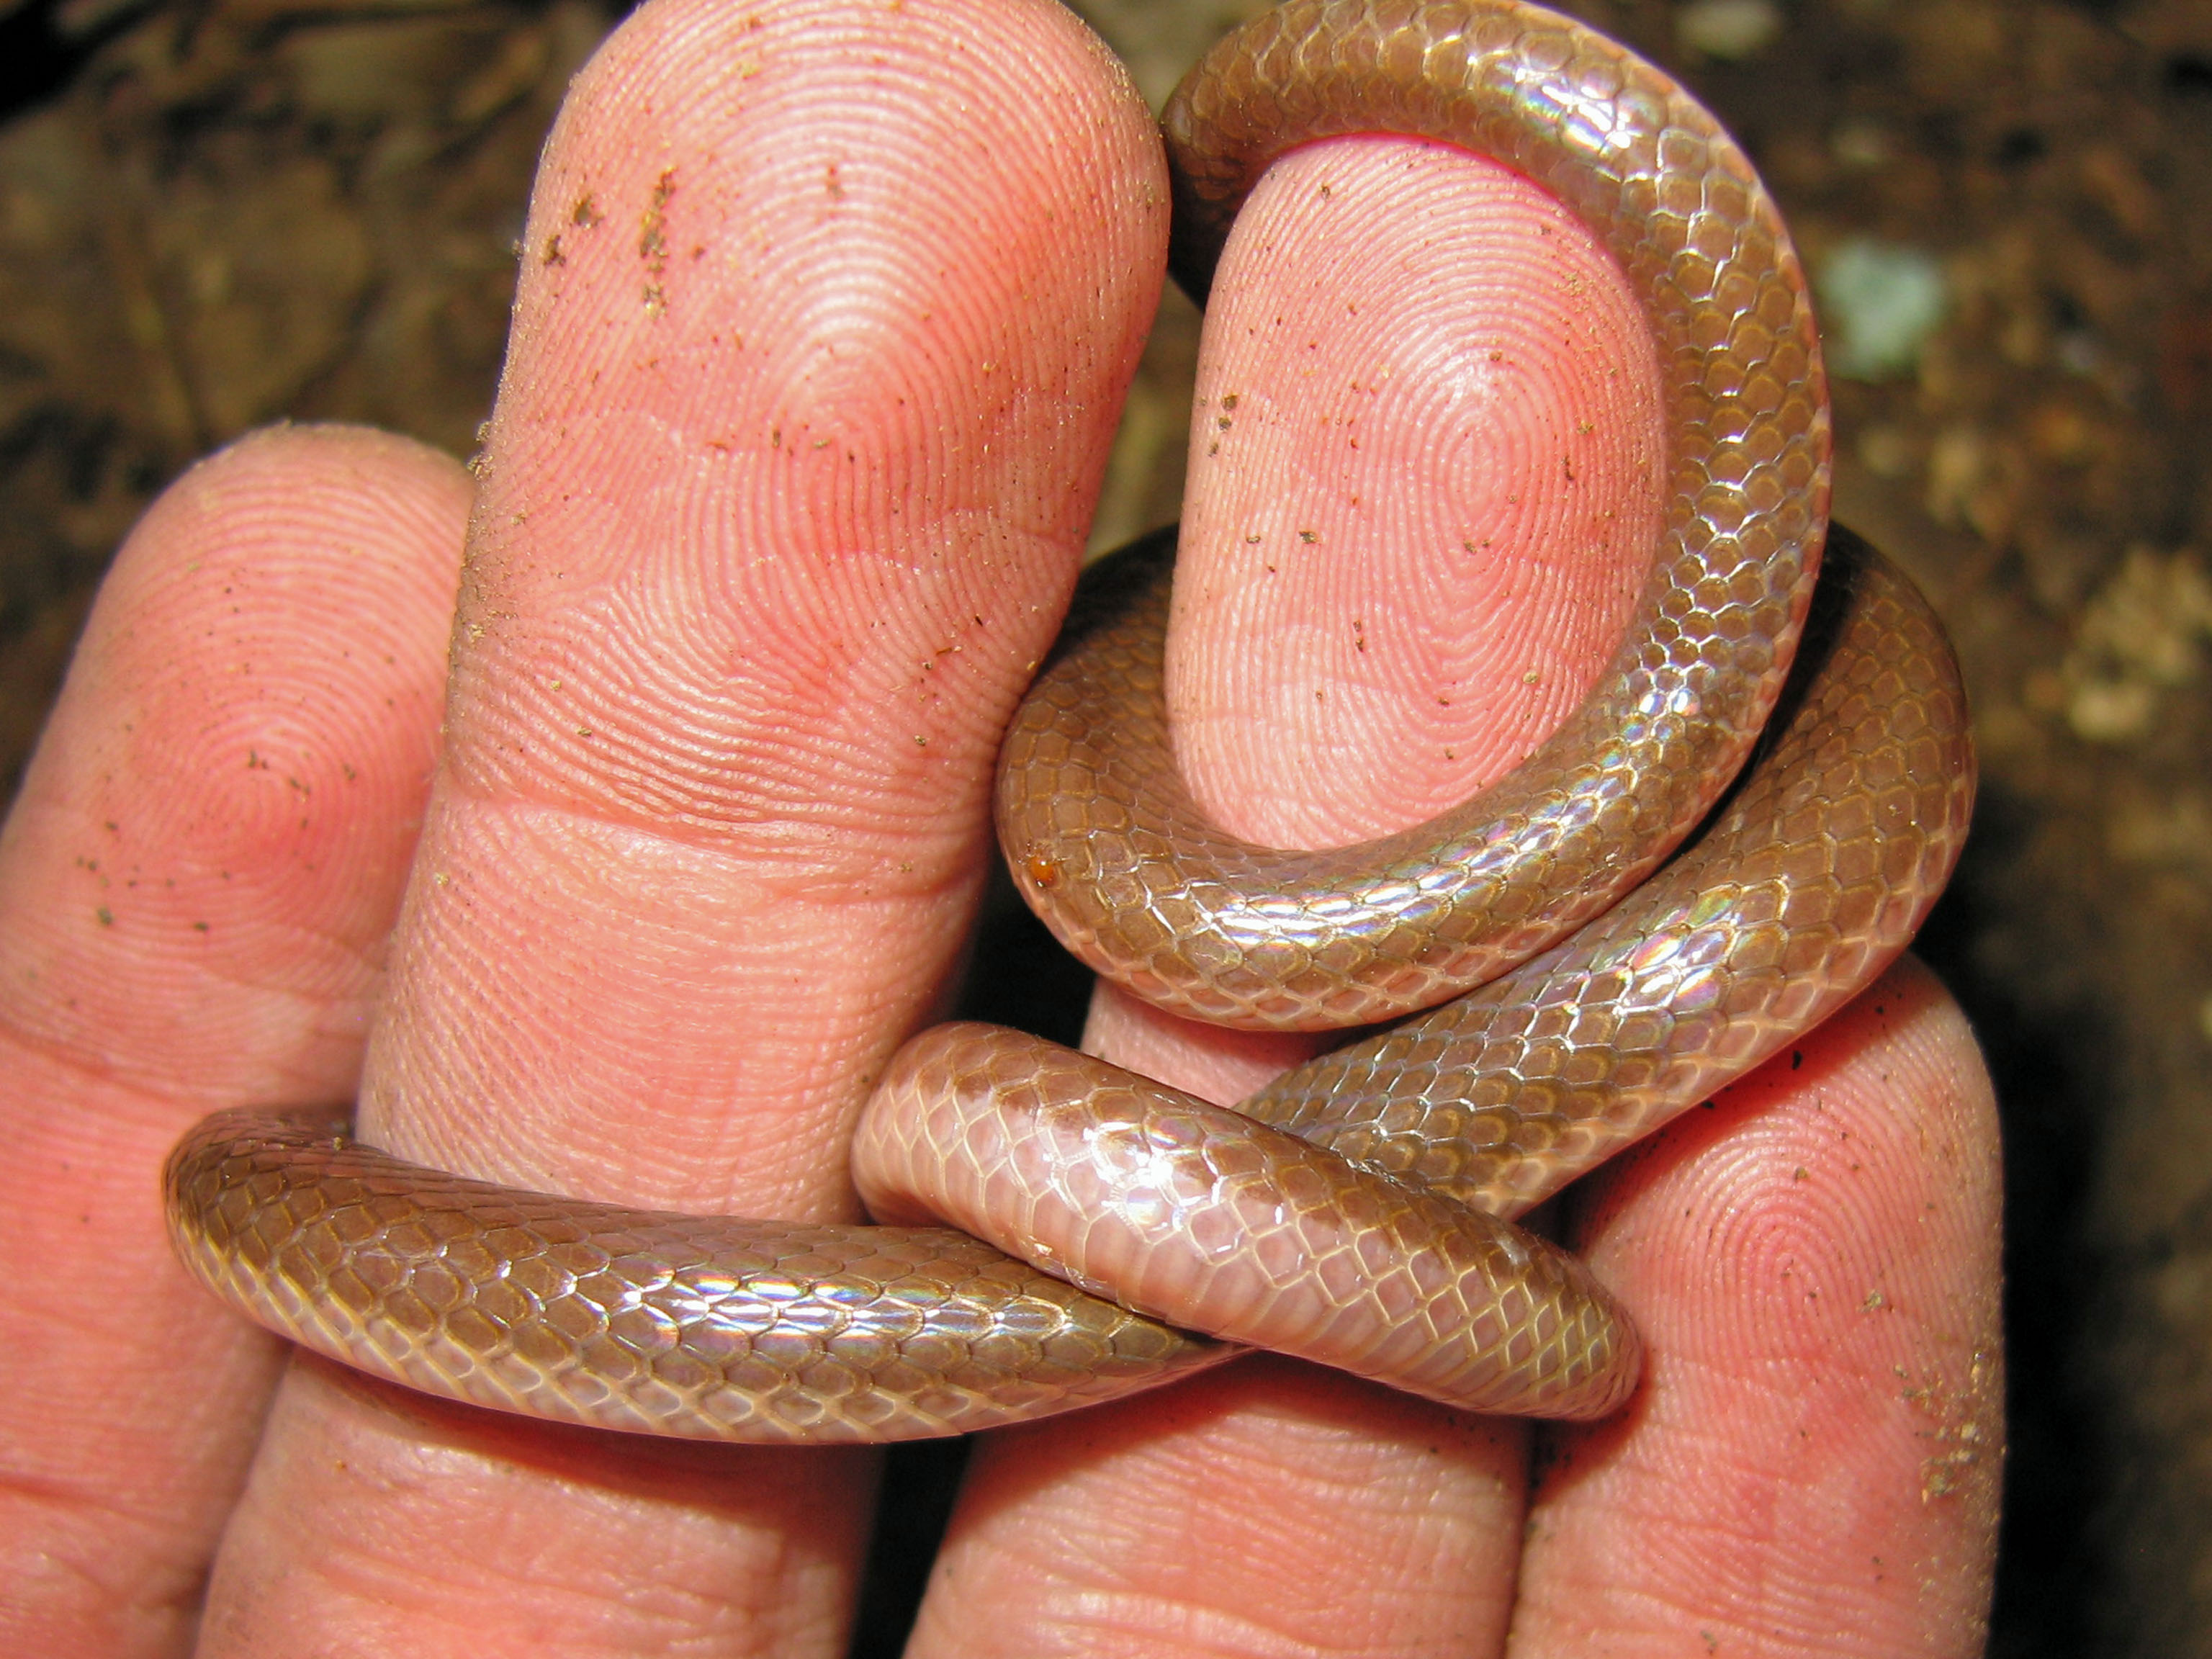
[911,139,1666,1658]
[194,0,1164,1653]
[1510,954,2002,1655]
[0,426,468,1658]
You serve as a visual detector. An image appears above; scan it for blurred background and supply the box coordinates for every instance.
[0,0,2203,1651]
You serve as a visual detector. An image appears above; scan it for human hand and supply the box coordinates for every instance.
[0,0,2001,1653]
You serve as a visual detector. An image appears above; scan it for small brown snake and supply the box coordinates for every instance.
[165,0,1975,1442]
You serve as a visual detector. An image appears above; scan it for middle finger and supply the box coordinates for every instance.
[194,0,1166,1652]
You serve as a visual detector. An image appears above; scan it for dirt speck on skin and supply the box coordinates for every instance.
[0,1,2206,1655]
[1899,1347,2003,1509]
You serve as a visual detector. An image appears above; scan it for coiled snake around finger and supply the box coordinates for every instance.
[165,0,1975,1443]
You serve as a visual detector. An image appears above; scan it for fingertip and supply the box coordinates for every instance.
[1,421,468,1100]
[1512,956,2002,1656]
[1578,953,2000,1366]
[485,0,1165,609]
[1166,138,1666,849]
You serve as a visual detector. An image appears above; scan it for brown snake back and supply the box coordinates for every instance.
[999,0,1832,1031]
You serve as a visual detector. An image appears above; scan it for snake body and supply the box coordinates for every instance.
[164,0,1975,1444]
